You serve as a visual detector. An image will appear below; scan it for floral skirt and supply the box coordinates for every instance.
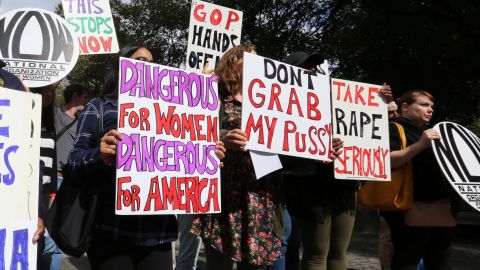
[191,189,281,266]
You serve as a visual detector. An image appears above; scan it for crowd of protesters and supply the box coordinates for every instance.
[1,40,457,270]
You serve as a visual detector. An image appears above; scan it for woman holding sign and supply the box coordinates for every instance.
[68,45,226,270]
[382,90,456,270]
[191,44,284,270]
[68,45,177,270]
[279,52,356,270]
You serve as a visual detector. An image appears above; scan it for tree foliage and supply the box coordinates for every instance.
[63,0,480,124]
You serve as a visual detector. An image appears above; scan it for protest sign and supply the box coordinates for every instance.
[241,52,332,161]
[331,79,390,181]
[432,122,480,212]
[0,87,41,269]
[0,8,79,87]
[186,0,242,72]
[62,0,120,55]
[116,57,221,215]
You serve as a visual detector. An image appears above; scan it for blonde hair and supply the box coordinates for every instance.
[216,44,256,96]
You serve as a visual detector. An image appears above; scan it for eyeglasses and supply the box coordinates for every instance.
[134,57,154,63]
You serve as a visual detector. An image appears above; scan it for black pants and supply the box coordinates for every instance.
[383,212,454,270]
[87,236,173,270]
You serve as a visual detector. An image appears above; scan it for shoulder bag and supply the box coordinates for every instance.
[45,98,104,257]
[357,122,413,211]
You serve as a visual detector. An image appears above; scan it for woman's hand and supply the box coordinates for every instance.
[202,62,215,75]
[332,138,344,156]
[419,128,441,148]
[222,129,247,151]
[32,217,45,244]
[215,140,226,168]
[318,137,344,163]
[99,129,122,160]
[379,83,393,103]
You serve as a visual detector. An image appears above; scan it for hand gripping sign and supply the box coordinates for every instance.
[115,58,221,215]
[432,122,480,213]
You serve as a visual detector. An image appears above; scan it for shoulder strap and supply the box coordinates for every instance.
[56,117,78,140]
[98,97,104,136]
[392,122,407,149]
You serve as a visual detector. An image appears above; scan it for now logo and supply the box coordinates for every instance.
[0,8,79,88]
[432,122,480,212]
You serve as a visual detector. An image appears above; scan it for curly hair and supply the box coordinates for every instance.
[216,44,256,96]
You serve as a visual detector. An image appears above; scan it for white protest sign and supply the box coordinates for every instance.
[0,87,41,269]
[62,0,120,55]
[116,58,221,215]
[186,0,242,72]
[432,122,480,213]
[331,79,390,181]
[241,52,332,161]
[0,8,79,87]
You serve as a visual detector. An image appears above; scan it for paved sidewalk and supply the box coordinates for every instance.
[61,227,480,270]
[61,232,382,270]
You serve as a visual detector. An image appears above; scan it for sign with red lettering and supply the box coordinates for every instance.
[241,52,332,161]
[0,88,41,268]
[116,57,221,215]
[186,0,242,72]
[62,0,119,55]
[331,78,390,181]
[432,122,480,213]
[0,8,79,87]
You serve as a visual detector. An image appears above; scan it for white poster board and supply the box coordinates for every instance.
[62,0,120,55]
[186,0,242,72]
[0,8,79,87]
[432,122,480,212]
[115,57,221,215]
[0,87,41,269]
[331,78,390,181]
[241,52,332,161]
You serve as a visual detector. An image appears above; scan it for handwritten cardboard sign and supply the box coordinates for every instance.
[62,0,120,54]
[115,58,221,215]
[432,122,480,213]
[186,0,242,72]
[241,52,332,161]
[0,87,41,269]
[0,8,79,87]
[331,79,390,181]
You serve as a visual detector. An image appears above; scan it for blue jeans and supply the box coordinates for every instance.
[268,209,301,270]
[39,175,64,270]
[175,214,202,270]
[39,235,64,270]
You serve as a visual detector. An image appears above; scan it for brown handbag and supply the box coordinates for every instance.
[403,200,456,227]
[357,122,414,211]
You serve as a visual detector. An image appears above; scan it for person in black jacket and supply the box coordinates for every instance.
[382,90,455,270]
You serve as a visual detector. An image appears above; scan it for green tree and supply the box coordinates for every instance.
[62,0,480,126]
[317,0,480,124]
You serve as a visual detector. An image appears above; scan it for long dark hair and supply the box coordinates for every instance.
[101,44,145,99]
